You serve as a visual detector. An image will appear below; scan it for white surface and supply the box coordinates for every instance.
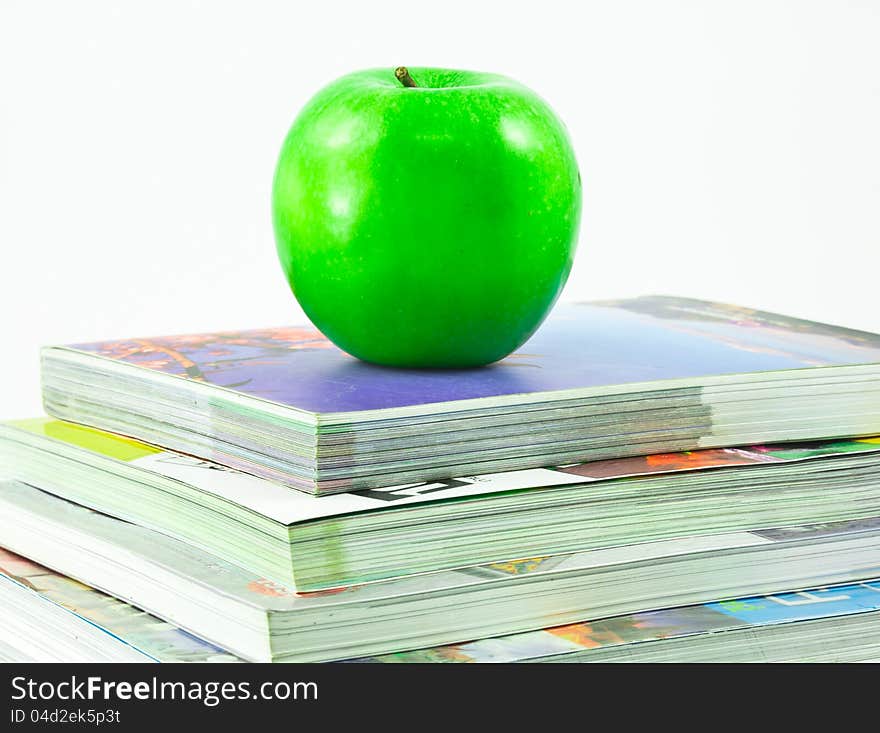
[1,0,878,419]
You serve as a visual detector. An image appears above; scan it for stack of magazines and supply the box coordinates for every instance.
[3,295,880,663]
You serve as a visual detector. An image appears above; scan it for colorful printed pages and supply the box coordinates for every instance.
[40,296,880,494]
[6,542,880,665]
[3,480,880,663]
[0,548,240,663]
[363,579,880,664]
[3,419,880,591]
[5,542,879,665]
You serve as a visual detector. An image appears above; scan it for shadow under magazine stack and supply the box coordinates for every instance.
[2,295,880,662]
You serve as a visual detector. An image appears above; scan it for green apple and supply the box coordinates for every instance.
[272,66,581,368]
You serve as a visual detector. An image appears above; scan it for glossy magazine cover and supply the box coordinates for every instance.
[50,296,880,414]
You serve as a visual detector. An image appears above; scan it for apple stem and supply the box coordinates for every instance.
[394,66,418,88]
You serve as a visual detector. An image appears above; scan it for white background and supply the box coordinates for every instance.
[1,0,878,419]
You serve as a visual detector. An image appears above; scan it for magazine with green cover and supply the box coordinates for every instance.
[40,296,880,494]
[2,480,880,662]
[3,418,880,590]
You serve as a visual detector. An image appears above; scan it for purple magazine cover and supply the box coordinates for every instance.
[63,296,880,415]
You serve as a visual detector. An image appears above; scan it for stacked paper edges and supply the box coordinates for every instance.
[3,296,880,662]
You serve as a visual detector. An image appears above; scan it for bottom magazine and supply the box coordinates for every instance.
[2,544,880,663]
[3,478,880,662]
